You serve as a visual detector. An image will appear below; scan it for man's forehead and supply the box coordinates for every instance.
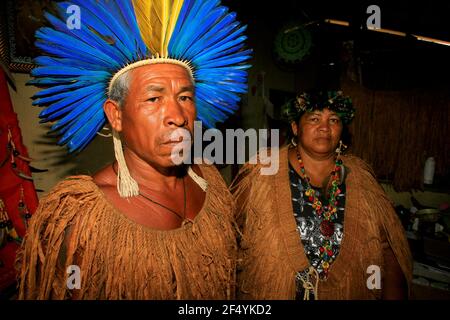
[131,63,192,79]
[145,84,195,92]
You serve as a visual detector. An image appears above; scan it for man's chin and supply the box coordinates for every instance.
[161,153,191,167]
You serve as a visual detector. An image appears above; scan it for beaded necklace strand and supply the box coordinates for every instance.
[295,148,343,278]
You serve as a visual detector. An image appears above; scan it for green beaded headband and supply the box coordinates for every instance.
[282,90,355,124]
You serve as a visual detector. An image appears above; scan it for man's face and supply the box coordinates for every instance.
[117,63,196,169]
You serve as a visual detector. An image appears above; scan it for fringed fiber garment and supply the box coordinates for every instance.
[231,146,413,300]
[16,165,237,299]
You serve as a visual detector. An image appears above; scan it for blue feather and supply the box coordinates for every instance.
[51,92,105,131]
[195,67,248,78]
[198,51,251,69]
[205,25,247,53]
[70,0,138,60]
[28,75,107,86]
[193,36,249,64]
[34,41,105,66]
[55,104,101,138]
[197,82,241,103]
[196,73,247,83]
[57,1,133,61]
[44,11,126,65]
[34,39,121,70]
[206,20,240,41]
[199,100,228,120]
[170,0,221,56]
[34,56,115,73]
[32,66,110,79]
[64,107,105,152]
[195,67,250,87]
[189,21,239,56]
[196,100,227,126]
[115,0,147,55]
[172,6,225,58]
[32,81,90,98]
[194,41,246,66]
[182,11,237,58]
[36,28,118,68]
[170,0,196,46]
[214,81,247,93]
[38,83,105,117]
[196,90,239,113]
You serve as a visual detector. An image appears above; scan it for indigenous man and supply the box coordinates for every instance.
[17,0,251,299]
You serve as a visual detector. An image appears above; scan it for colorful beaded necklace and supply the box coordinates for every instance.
[295,148,343,278]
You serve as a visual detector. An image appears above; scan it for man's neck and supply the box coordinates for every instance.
[124,149,184,190]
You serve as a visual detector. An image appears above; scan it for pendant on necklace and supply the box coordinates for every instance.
[319,220,335,238]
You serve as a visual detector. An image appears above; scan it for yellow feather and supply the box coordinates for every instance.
[164,0,184,54]
[132,0,184,57]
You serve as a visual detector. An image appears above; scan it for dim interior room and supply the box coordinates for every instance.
[1,0,449,300]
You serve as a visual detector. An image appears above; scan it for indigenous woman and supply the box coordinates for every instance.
[232,90,412,300]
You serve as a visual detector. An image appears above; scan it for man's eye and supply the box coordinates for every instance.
[180,96,193,102]
[146,97,159,102]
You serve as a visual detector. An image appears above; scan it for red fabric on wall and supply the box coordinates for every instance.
[0,69,39,293]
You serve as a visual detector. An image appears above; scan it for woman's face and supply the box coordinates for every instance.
[292,108,343,157]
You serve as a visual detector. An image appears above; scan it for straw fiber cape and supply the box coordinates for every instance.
[232,146,412,300]
[17,164,237,299]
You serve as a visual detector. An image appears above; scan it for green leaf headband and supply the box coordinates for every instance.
[282,90,355,124]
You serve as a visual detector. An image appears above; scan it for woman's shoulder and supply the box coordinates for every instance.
[235,145,285,177]
[342,154,376,177]
[341,155,387,198]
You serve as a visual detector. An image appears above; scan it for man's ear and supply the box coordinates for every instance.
[290,121,298,136]
[103,99,122,132]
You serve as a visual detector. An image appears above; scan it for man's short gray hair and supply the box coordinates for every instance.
[108,70,130,108]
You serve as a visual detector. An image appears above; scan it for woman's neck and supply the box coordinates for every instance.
[290,146,336,188]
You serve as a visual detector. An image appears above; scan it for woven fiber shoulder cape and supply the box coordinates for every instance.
[231,146,413,300]
[17,165,237,299]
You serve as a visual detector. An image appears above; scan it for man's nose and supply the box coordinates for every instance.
[164,97,187,127]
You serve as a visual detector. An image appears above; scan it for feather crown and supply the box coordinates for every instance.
[31,0,252,152]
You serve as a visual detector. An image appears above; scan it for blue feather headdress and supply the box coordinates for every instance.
[31,0,251,153]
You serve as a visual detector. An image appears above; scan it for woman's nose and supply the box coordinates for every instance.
[318,119,331,131]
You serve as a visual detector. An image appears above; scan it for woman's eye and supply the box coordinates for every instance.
[330,118,340,124]
[310,117,319,122]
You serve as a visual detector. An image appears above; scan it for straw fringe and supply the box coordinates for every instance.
[16,165,237,299]
[113,130,139,198]
[232,160,300,299]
